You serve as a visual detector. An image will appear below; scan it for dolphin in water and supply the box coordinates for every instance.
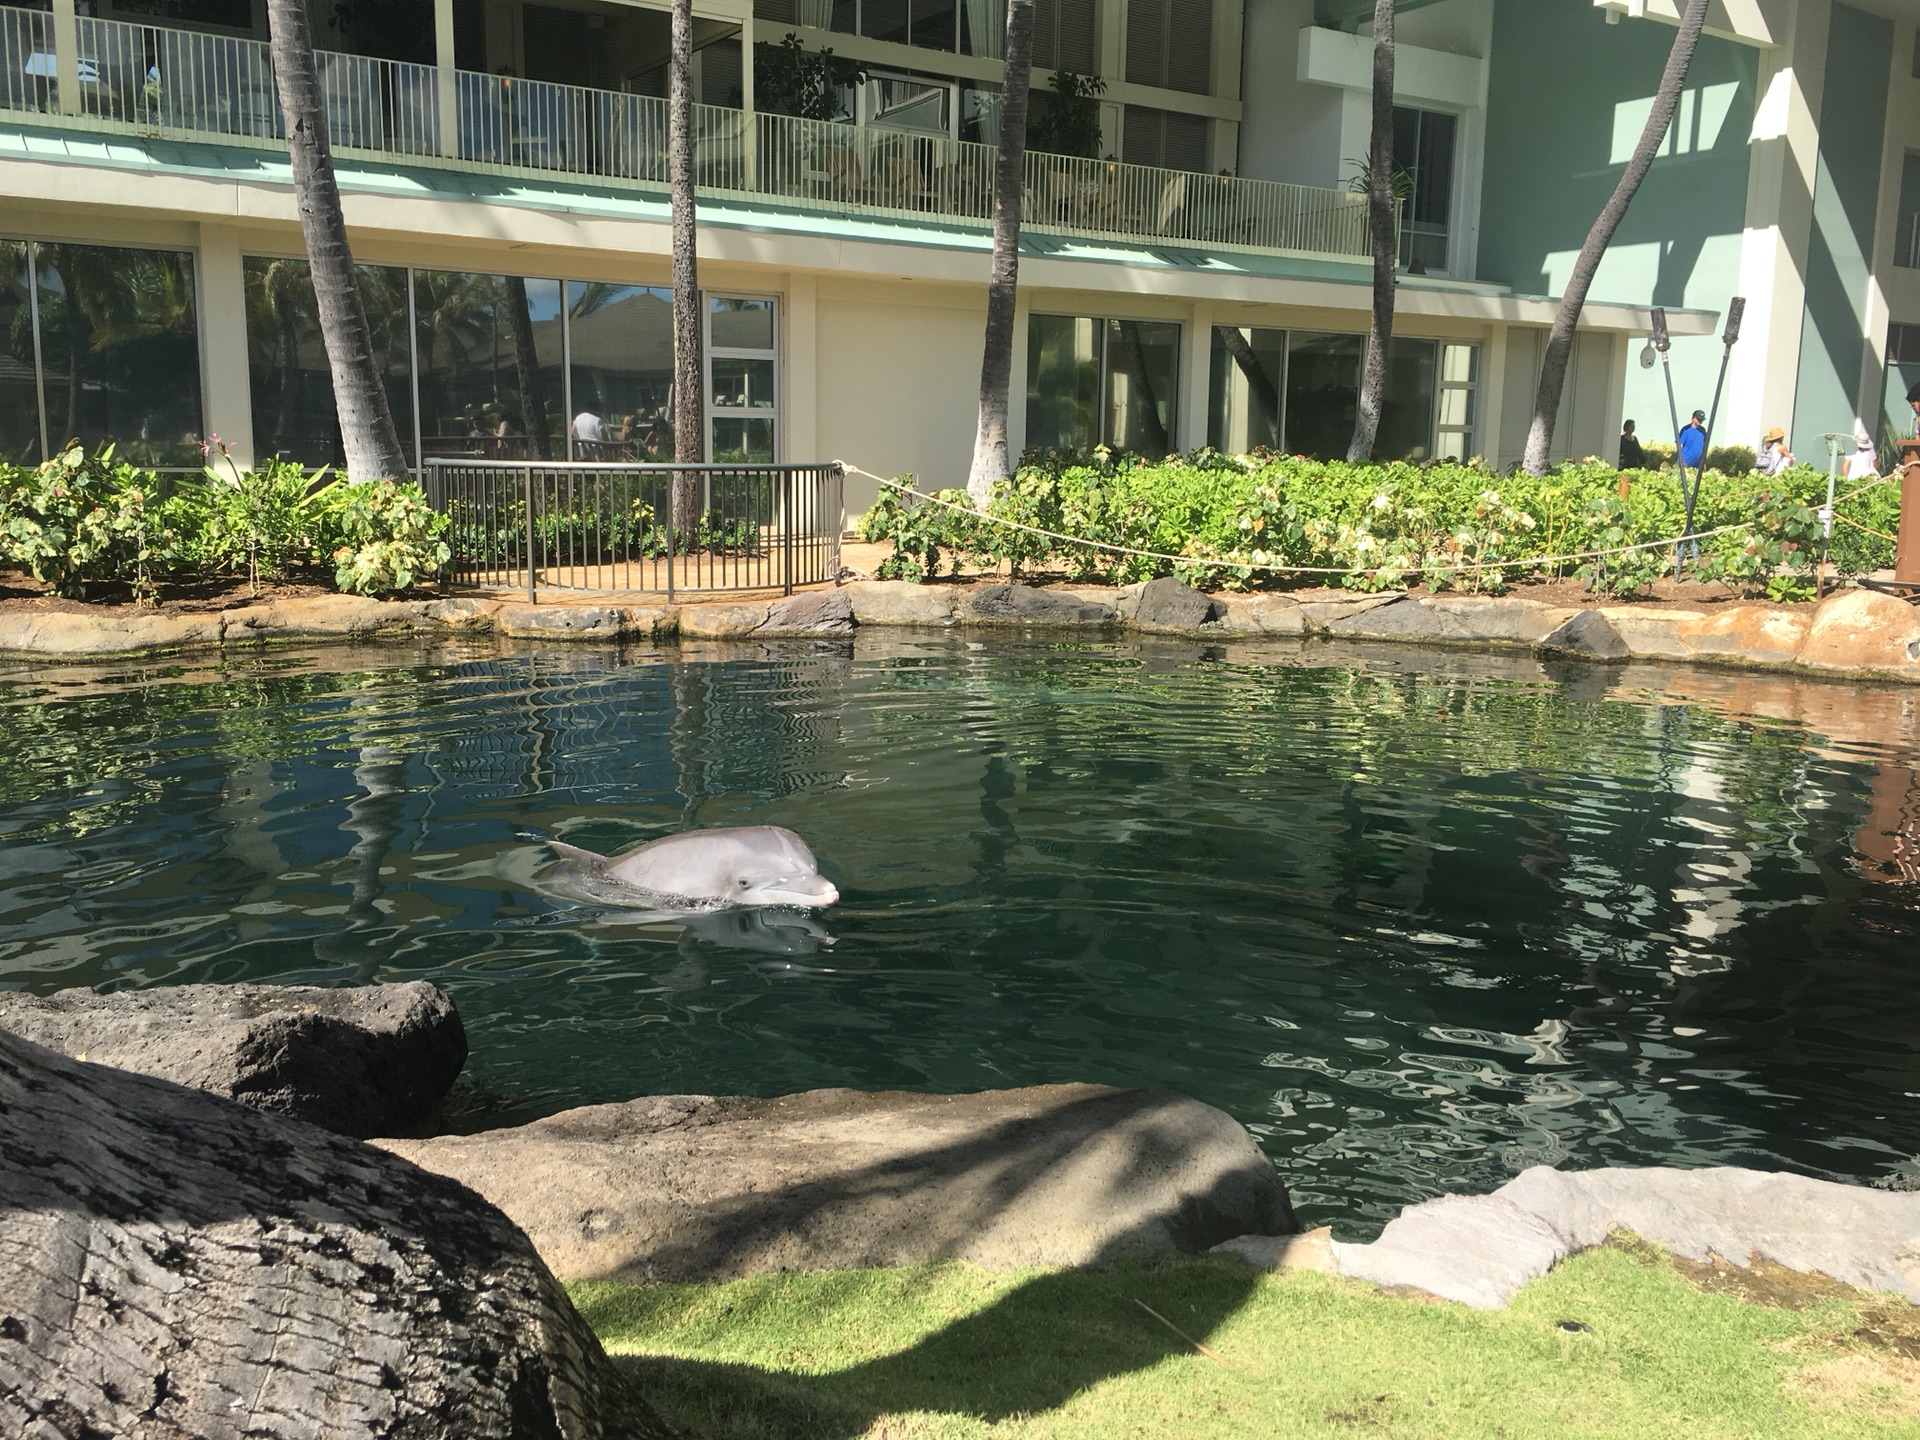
[544,825,839,911]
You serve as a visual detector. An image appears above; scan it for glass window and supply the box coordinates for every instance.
[414,270,565,461]
[0,240,40,465]
[1393,106,1457,274]
[245,256,414,469]
[707,294,778,462]
[1026,313,1102,453]
[1106,319,1178,454]
[1377,337,1439,463]
[1896,153,1920,269]
[1435,342,1479,462]
[1283,332,1362,460]
[565,281,675,458]
[35,243,203,467]
[1208,325,1285,453]
[959,0,1002,58]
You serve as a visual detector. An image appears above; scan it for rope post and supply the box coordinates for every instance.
[1898,447,1920,584]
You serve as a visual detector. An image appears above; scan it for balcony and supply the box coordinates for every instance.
[0,8,1370,262]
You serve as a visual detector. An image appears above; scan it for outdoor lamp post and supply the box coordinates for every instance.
[1683,297,1746,570]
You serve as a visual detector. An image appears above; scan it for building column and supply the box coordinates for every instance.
[434,0,459,159]
[1724,0,1830,449]
[785,271,817,465]
[51,0,80,117]
[1182,301,1212,450]
[1480,325,1509,469]
[197,224,255,469]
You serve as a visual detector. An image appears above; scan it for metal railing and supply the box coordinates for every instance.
[2,12,1370,263]
[426,458,844,601]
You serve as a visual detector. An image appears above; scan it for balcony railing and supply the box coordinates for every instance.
[0,9,1370,263]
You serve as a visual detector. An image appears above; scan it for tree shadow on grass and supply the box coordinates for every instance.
[590,1256,1265,1440]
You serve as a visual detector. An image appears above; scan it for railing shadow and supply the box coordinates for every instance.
[588,1257,1265,1439]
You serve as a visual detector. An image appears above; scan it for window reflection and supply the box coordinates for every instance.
[1105,319,1177,455]
[34,243,204,466]
[1026,313,1102,453]
[1208,326,1284,453]
[414,270,564,461]
[1377,338,1438,463]
[1283,332,1361,460]
[565,281,675,458]
[1025,313,1178,455]
[246,255,414,468]
[0,241,39,465]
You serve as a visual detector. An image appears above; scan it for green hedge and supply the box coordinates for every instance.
[0,444,450,601]
[856,452,1903,600]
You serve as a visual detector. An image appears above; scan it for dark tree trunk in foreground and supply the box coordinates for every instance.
[1216,325,1281,447]
[505,275,552,460]
[0,1027,671,1439]
[1523,0,1709,475]
[1347,0,1396,463]
[670,0,702,533]
[966,0,1037,506]
[1115,321,1170,456]
[266,0,410,481]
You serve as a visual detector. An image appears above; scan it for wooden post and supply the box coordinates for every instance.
[1897,450,1920,584]
[51,0,80,117]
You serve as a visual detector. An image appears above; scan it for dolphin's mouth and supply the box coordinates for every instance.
[750,878,840,909]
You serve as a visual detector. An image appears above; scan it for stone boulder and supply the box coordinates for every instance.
[762,587,855,635]
[1797,587,1920,674]
[1327,597,1474,642]
[1123,578,1218,631]
[845,580,959,626]
[1424,597,1577,646]
[0,1027,669,1440]
[0,609,224,658]
[0,981,466,1138]
[958,584,1118,626]
[678,599,773,639]
[380,1082,1296,1284]
[1213,594,1308,635]
[496,603,634,641]
[1539,608,1629,661]
[1222,1165,1920,1310]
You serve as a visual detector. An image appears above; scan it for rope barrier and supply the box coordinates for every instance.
[839,464,1767,580]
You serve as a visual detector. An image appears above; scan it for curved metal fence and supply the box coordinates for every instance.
[425,459,843,601]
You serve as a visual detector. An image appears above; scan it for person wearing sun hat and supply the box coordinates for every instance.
[1754,425,1794,475]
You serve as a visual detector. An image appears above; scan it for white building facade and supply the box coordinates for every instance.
[0,0,1909,520]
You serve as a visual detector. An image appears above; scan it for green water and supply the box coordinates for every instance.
[3,633,1917,1234]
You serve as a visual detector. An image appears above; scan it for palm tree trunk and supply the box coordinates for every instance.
[1114,321,1169,456]
[503,275,550,461]
[669,0,702,539]
[1523,0,1708,476]
[965,0,1037,507]
[1346,0,1395,463]
[266,0,410,481]
[1216,325,1281,448]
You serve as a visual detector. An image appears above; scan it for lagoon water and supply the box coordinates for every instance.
[3,632,1918,1234]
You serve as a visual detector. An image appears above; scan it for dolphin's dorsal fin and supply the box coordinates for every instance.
[547,839,608,866]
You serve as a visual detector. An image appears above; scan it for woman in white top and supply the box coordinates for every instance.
[1754,426,1793,476]
[1843,422,1879,481]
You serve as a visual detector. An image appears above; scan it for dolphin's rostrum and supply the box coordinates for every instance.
[544,825,839,911]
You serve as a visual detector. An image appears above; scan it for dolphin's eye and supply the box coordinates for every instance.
[739,878,751,888]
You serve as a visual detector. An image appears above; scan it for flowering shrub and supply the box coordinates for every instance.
[858,451,1903,598]
[0,444,451,601]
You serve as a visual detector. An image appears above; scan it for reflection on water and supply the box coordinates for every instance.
[2,635,1918,1236]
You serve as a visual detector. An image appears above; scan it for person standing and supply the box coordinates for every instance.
[1754,426,1793,476]
[1844,421,1879,480]
[571,409,604,444]
[1907,378,1920,437]
[1678,409,1708,471]
[1618,418,1646,469]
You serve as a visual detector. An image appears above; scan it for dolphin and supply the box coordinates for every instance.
[544,825,839,911]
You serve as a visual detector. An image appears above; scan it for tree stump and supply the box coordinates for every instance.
[0,1028,674,1439]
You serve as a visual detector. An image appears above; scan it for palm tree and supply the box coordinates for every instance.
[265,0,410,481]
[669,0,702,534]
[1346,0,1395,463]
[1523,0,1709,475]
[965,0,1037,507]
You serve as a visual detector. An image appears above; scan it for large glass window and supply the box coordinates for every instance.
[1435,342,1479,461]
[1377,337,1439,463]
[707,295,778,462]
[0,241,39,466]
[1026,313,1179,455]
[246,256,414,468]
[1208,325,1284,452]
[1283,332,1361,459]
[565,282,675,459]
[1393,106,1457,275]
[413,270,565,461]
[34,243,203,467]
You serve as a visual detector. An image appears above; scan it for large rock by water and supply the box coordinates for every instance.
[1219,1165,1920,1310]
[0,981,466,1138]
[1798,588,1920,674]
[379,1082,1296,1284]
[0,1027,670,1440]
[1121,578,1218,631]
[958,584,1118,626]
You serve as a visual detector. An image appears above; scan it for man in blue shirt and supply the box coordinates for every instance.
[1678,409,1708,469]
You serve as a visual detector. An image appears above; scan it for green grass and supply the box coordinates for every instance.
[571,1246,1920,1439]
